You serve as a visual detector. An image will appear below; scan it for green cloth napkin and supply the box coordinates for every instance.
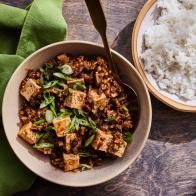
[0,1,67,195]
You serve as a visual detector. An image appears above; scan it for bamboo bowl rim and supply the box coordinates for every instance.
[132,0,196,112]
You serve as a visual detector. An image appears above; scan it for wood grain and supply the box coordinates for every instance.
[0,0,195,195]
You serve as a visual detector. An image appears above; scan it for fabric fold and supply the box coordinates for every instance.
[0,4,27,54]
[0,4,27,29]
[0,127,36,196]
[0,1,67,195]
[16,0,67,58]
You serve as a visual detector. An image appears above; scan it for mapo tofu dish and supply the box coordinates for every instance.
[18,54,134,172]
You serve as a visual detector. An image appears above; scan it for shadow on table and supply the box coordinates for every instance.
[14,177,110,196]
[111,22,196,145]
[13,21,196,196]
[111,21,134,64]
[149,96,196,144]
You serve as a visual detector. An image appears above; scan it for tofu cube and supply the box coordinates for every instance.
[17,122,37,144]
[20,79,40,101]
[108,132,127,157]
[57,54,69,64]
[53,116,71,137]
[88,89,108,111]
[63,153,80,171]
[64,133,77,152]
[67,78,85,86]
[64,89,86,110]
[39,148,53,154]
[65,133,82,153]
[108,140,127,157]
[92,129,113,152]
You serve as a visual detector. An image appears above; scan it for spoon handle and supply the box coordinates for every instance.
[85,0,119,78]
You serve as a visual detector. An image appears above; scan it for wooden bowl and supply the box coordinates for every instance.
[2,41,152,187]
[132,0,196,112]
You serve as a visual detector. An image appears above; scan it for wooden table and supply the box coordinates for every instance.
[1,0,196,195]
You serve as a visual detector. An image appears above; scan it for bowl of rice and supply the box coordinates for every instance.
[132,0,196,112]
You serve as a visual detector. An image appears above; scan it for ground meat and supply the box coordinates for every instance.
[18,54,135,172]
[50,152,64,168]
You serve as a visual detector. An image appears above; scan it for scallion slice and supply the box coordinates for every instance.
[85,134,95,147]
[61,64,73,75]
[35,119,45,125]
[45,110,54,123]
[33,142,54,149]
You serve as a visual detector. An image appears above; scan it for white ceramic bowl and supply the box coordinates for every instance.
[2,41,151,186]
[132,0,196,112]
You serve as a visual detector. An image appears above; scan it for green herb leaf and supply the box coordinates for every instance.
[58,108,72,118]
[53,72,66,79]
[123,132,132,143]
[72,110,95,127]
[72,82,86,90]
[36,132,44,141]
[40,93,55,109]
[49,99,57,117]
[40,92,57,116]
[35,119,45,125]
[60,108,71,113]
[43,80,59,89]
[40,74,44,85]
[78,118,89,127]
[45,63,53,69]
[77,110,86,117]
[75,117,80,131]
[72,109,82,116]
[45,126,55,131]
[69,116,76,132]
[60,64,73,75]
[69,116,81,132]
[78,152,92,157]
[88,117,97,131]
[122,105,129,113]
[68,112,97,132]
[39,101,48,109]
[40,64,54,81]
[62,75,72,80]
[80,164,92,171]
[56,83,68,91]
[53,72,72,80]
[45,110,54,123]
[72,109,78,116]
[40,102,48,109]
[39,67,44,73]
[41,131,56,143]
[85,134,95,147]
[105,115,116,122]
[33,142,54,149]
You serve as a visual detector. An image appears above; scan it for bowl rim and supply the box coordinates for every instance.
[132,0,196,112]
[2,40,152,187]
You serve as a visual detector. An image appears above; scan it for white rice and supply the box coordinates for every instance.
[142,0,196,100]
